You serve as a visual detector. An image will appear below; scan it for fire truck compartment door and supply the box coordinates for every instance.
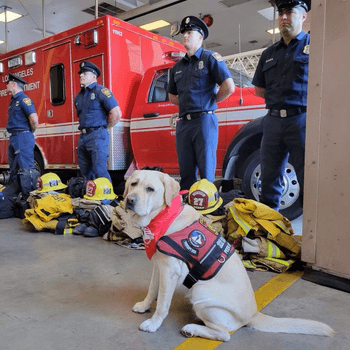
[130,65,179,173]
[43,42,74,164]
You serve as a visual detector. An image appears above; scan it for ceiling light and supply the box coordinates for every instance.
[0,40,4,44]
[267,28,280,34]
[0,10,22,23]
[140,20,170,31]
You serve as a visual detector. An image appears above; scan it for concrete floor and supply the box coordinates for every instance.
[0,216,349,350]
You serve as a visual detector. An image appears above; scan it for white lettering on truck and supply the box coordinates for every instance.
[2,68,34,83]
[24,81,40,91]
[0,80,40,97]
[112,29,123,36]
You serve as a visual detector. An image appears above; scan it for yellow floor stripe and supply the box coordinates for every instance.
[174,270,304,350]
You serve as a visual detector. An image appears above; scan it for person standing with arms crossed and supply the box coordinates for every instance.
[6,73,38,180]
[252,0,311,211]
[75,61,122,182]
[168,16,235,190]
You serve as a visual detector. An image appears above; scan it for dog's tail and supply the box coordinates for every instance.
[247,312,335,336]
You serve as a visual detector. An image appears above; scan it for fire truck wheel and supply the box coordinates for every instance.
[239,150,303,221]
[34,151,44,175]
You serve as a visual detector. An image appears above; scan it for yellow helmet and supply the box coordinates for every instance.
[188,179,223,214]
[36,172,68,193]
[83,177,116,200]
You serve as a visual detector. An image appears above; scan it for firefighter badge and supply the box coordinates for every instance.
[101,88,111,98]
[212,52,224,62]
[23,98,32,106]
[90,93,95,100]
[198,61,204,70]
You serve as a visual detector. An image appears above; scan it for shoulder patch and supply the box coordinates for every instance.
[101,88,112,98]
[23,98,32,106]
[212,52,224,62]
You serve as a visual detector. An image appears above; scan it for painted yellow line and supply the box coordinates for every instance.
[255,270,304,310]
[173,270,304,350]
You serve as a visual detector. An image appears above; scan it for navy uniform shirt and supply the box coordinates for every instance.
[74,82,118,129]
[252,31,310,109]
[168,47,232,117]
[6,91,36,133]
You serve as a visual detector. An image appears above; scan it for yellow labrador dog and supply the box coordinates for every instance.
[124,170,335,341]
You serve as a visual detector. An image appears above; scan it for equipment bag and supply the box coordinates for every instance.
[0,182,21,219]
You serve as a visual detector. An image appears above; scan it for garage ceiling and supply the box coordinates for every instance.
[0,0,311,56]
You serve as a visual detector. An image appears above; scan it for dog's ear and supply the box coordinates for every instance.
[123,170,138,198]
[162,173,180,206]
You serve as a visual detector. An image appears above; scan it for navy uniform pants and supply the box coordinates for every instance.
[260,112,306,211]
[8,131,35,173]
[77,127,111,182]
[176,113,218,190]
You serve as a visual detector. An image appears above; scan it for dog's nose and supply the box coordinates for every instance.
[126,196,135,210]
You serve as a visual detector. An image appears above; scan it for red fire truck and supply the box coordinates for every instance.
[0,15,302,219]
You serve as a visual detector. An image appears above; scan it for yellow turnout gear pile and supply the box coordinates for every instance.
[224,198,302,272]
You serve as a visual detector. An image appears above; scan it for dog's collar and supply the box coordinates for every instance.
[143,194,184,259]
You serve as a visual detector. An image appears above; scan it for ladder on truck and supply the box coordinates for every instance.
[223,48,265,77]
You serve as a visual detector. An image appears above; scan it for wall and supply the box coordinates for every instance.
[302,0,350,278]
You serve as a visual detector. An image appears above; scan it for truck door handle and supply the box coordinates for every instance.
[143,112,159,118]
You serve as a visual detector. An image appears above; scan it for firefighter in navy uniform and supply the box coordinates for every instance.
[6,73,39,179]
[75,61,122,182]
[168,16,235,190]
[252,0,311,211]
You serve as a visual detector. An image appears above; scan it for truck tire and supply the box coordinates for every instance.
[239,150,303,220]
[34,150,44,175]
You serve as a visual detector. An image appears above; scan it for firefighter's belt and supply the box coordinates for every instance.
[180,110,214,120]
[157,218,235,289]
[81,126,106,134]
[269,106,306,118]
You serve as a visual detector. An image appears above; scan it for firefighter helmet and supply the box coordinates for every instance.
[83,177,116,200]
[188,179,223,214]
[36,172,68,193]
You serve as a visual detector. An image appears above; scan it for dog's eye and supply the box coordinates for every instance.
[130,182,137,187]
[146,187,154,193]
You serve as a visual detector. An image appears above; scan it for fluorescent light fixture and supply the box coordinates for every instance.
[267,28,280,34]
[0,40,4,44]
[140,20,170,31]
[0,10,22,23]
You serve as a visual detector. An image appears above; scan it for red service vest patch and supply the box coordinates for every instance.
[156,218,235,288]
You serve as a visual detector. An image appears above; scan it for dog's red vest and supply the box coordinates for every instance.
[156,217,235,289]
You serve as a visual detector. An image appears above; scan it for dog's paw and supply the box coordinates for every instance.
[139,318,161,333]
[181,324,197,338]
[132,301,150,314]
[181,324,230,341]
